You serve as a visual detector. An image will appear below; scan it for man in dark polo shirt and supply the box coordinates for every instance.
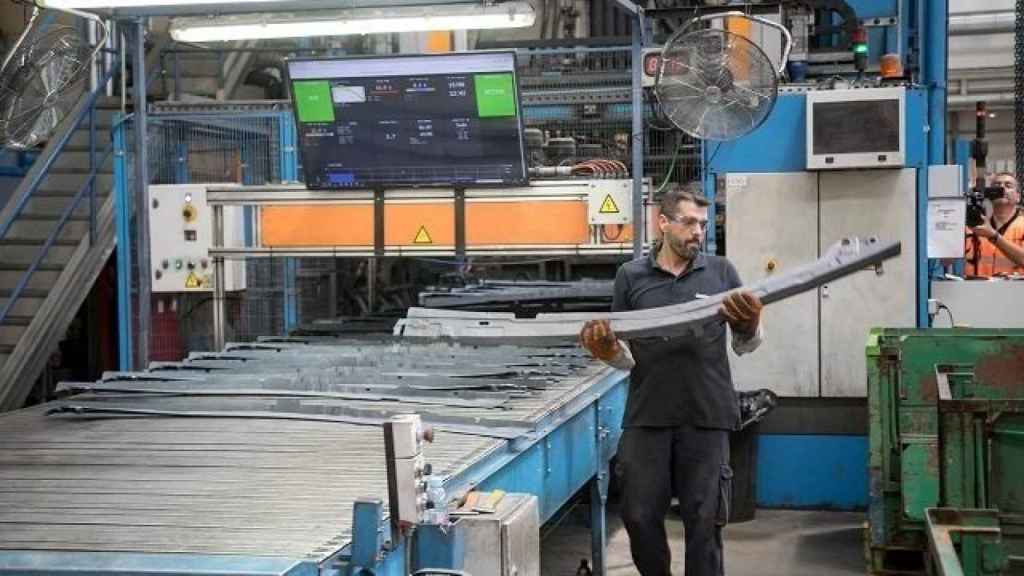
[580,186,763,576]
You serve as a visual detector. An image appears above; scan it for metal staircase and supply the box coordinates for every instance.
[0,22,272,410]
[0,88,120,411]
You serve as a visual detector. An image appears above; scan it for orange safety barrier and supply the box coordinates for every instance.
[259,200,637,248]
[465,200,589,245]
[261,204,374,246]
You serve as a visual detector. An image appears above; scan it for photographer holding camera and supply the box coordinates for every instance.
[965,172,1024,277]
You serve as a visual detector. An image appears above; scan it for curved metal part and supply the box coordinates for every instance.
[395,237,901,345]
[667,10,792,76]
[0,7,41,76]
[54,383,510,409]
[47,403,534,440]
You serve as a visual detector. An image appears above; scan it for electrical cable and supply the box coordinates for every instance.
[938,304,955,328]
[655,138,684,194]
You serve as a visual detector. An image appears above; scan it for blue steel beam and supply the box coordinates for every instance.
[113,113,133,371]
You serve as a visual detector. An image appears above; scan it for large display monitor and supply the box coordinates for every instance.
[287,51,527,189]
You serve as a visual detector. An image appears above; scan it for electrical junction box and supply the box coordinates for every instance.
[587,179,632,225]
[461,493,540,576]
[383,414,429,529]
[149,184,246,294]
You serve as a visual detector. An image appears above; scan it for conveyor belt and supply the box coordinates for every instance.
[0,339,616,562]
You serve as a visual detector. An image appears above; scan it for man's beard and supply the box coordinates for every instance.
[667,234,700,259]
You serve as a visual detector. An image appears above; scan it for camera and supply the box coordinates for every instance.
[966,184,1006,228]
[966,101,1008,228]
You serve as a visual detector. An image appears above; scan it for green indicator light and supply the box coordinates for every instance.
[854,44,868,54]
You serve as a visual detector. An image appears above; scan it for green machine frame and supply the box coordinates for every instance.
[867,328,1024,575]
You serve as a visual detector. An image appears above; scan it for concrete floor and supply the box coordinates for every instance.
[541,503,866,575]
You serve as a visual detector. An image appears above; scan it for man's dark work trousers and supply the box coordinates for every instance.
[616,425,732,576]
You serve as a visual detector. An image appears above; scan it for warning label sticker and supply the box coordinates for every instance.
[599,194,620,214]
[185,272,202,289]
[413,225,433,244]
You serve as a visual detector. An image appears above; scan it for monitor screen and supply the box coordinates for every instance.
[812,99,901,156]
[287,52,527,189]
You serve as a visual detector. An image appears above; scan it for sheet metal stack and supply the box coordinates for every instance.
[418,279,614,313]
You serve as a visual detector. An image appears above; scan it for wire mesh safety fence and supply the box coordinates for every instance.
[118,112,335,363]
[116,50,704,361]
[516,46,701,191]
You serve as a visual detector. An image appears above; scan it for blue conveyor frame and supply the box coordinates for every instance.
[0,369,628,576]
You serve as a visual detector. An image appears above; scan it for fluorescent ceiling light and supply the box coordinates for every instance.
[168,2,536,42]
[42,0,283,7]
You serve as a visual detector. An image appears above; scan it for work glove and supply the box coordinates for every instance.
[579,319,621,362]
[720,291,763,338]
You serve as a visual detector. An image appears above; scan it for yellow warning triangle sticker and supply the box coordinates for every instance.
[599,194,620,214]
[185,272,202,288]
[413,225,433,244]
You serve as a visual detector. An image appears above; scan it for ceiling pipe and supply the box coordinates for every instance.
[948,92,1015,106]
[949,11,1014,36]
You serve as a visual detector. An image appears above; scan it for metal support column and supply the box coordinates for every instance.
[702,142,718,254]
[350,498,385,573]
[953,138,971,278]
[279,111,298,182]
[132,19,152,370]
[631,13,646,259]
[590,462,610,576]
[113,113,133,371]
[283,258,298,334]
[918,0,948,327]
[212,204,226,350]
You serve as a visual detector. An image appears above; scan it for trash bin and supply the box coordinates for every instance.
[729,420,760,523]
[729,389,778,523]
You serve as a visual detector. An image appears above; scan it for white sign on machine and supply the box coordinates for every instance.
[148,184,246,293]
[587,179,632,225]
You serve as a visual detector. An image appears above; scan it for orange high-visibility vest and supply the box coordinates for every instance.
[965,209,1024,277]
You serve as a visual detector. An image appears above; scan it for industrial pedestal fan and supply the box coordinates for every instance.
[0,2,109,149]
[654,11,792,141]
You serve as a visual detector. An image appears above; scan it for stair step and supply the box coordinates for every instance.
[66,130,114,150]
[51,151,116,172]
[0,289,47,318]
[22,195,99,219]
[0,269,63,292]
[0,323,27,347]
[37,173,114,196]
[74,107,118,130]
[0,262,64,272]
[96,95,126,110]
[3,315,32,326]
[4,218,91,243]
[0,240,79,267]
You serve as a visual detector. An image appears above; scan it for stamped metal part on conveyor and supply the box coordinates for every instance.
[418,279,614,310]
[45,339,609,441]
[395,237,901,344]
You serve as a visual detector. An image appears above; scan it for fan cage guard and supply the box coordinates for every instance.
[654,27,779,141]
[0,25,92,150]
